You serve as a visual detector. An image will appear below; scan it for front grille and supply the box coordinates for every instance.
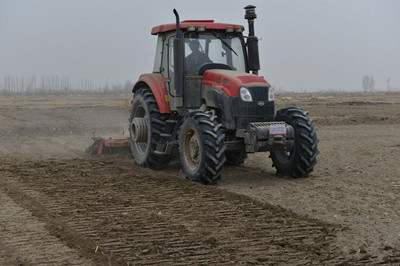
[249,86,270,101]
[231,86,275,128]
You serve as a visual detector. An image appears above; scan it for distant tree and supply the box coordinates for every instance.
[362,74,375,93]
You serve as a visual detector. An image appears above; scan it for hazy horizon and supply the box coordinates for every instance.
[1,0,399,92]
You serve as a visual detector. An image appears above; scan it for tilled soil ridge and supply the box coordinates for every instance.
[0,190,93,266]
[0,157,376,265]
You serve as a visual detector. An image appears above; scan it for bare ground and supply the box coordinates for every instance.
[0,92,399,264]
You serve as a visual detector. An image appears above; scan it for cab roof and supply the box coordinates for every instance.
[151,20,245,35]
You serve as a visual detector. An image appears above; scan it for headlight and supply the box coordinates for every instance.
[240,87,253,102]
[268,89,274,101]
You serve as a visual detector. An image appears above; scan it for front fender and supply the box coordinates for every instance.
[133,73,171,113]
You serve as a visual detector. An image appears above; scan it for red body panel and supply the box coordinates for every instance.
[133,73,171,113]
[132,71,269,114]
[202,70,270,96]
[151,20,245,35]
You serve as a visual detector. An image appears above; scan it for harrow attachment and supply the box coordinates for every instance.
[86,136,130,155]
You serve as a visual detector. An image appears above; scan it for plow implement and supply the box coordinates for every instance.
[86,137,130,155]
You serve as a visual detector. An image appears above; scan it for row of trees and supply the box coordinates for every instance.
[0,74,134,95]
[0,74,394,95]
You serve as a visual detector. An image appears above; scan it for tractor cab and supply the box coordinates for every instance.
[150,18,255,111]
[152,20,248,74]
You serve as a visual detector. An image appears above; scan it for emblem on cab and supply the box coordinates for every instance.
[257,101,265,106]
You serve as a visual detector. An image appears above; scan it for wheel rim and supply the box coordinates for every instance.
[131,105,150,155]
[182,128,201,171]
[131,117,148,142]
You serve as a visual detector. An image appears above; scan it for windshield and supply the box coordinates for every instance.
[184,33,246,75]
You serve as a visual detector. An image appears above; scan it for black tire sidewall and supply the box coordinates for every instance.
[271,107,318,177]
[271,114,297,174]
[129,91,152,165]
[178,111,226,184]
[179,116,206,181]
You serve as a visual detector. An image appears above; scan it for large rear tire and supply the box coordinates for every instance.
[129,88,171,170]
[179,111,226,185]
[270,107,319,178]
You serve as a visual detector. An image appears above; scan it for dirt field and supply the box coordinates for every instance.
[1,92,399,265]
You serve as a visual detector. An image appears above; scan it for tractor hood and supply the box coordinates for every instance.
[202,69,270,97]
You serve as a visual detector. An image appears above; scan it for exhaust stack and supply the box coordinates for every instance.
[173,9,184,99]
[244,5,260,75]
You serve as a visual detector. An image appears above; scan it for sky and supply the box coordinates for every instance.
[1,0,399,92]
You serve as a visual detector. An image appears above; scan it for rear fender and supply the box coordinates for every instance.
[132,73,171,113]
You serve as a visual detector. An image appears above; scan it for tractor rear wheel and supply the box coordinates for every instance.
[129,87,171,170]
[179,111,226,185]
[270,107,319,178]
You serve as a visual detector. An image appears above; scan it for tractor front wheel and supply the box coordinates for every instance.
[179,111,226,185]
[270,107,319,178]
[129,87,171,170]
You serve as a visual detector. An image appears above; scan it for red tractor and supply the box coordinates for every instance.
[129,5,319,184]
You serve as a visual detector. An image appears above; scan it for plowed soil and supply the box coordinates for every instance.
[1,92,400,265]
